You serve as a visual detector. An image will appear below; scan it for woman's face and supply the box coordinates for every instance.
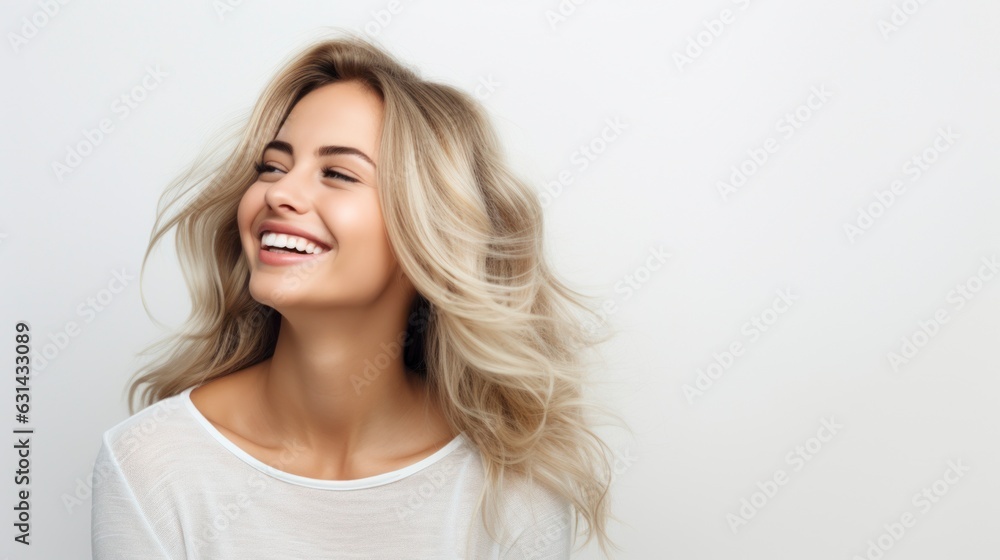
[237,80,406,310]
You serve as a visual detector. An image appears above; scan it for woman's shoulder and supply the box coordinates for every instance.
[186,364,278,459]
[93,387,204,505]
[454,467,574,557]
[97,367,258,474]
[100,389,191,452]
[498,474,575,556]
[503,472,573,523]
[101,364,261,457]
[186,365,259,435]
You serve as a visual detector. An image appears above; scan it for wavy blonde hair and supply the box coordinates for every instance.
[127,29,627,558]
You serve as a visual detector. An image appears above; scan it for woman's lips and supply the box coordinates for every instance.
[257,245,330,266]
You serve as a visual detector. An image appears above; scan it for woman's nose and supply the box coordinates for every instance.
[263,171,308,214]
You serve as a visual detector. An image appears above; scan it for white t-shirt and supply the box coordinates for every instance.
[91,386,574,559]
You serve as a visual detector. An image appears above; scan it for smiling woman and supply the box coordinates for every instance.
[90,30,625,559]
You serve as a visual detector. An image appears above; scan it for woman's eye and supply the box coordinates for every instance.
[253,162,357,184]
[254,162,282,175]
[323,168,359,183]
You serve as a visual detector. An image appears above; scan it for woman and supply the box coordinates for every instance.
[91,31,624,559]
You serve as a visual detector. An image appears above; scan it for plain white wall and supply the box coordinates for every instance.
[2,0,999,558]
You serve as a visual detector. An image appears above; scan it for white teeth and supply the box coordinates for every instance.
[261,231,326,254]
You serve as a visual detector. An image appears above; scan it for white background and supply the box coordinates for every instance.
[2,0,999,558]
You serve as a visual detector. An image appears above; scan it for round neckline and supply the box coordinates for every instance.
[179,385,467,491]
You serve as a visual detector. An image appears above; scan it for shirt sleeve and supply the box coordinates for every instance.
[502,493,574,559]
[91,434,173,560]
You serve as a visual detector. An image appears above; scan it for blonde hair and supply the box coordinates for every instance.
[128,30,628,558]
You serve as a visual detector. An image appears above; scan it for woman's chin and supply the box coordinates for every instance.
[248,280,301,308]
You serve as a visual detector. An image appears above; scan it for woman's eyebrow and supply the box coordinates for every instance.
[262,140,376,168]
